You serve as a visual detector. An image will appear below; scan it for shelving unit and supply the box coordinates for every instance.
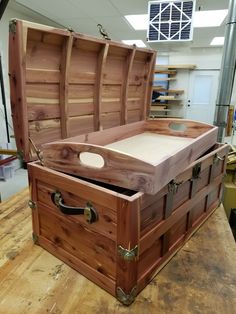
[150,64,196,118]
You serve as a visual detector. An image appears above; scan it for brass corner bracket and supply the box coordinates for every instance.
[116,286,137,306]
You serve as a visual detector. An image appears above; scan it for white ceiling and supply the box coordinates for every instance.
[10,0,230,51]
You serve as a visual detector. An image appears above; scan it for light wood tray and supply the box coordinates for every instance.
[42,119,218,194]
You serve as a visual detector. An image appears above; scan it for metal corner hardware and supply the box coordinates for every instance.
[192,162,201,180]
[168,179,183,194]
[32,233,39,244]
[118,245,139,261]
[9,19,17,33]
[116,286,137,305]
[213,153,225,164]
[28,199,37,210]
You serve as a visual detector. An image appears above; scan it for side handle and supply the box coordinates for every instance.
[51,191,98,224]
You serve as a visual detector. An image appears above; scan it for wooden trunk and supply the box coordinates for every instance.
[9,19,229,305]
[28,143,228,305]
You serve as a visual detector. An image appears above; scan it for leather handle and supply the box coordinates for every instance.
[51,191,98,223]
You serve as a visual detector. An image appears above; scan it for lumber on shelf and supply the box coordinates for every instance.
[155,64,196,70]
[152,87,184,94]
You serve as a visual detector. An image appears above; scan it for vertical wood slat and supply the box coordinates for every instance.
[27,163,40,238]
[161,191,174,255]
[143,52,157,119]
[187,178,199,229]
[121,48,136,125]
[9,20,29,161]
[116,198,140,296]
[94,43,109,131]
[59,34,73,138]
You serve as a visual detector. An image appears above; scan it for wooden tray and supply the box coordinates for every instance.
[43,119,218,194]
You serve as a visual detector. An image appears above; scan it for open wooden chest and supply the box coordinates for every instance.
[9,19,229,305]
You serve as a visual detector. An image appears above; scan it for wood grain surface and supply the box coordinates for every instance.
[0,188,236,314]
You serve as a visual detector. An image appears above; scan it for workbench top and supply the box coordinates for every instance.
[0,188,236,314]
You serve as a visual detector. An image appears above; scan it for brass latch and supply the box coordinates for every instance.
[118,245,139,261]
[28,199,37,210]
[213,153,225,164]
[9,19,17,33]
[168,179,183,194]
[191,162,201,180]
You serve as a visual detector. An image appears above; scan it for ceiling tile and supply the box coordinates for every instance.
[70,0,120,17]
[16,0,89,18]
[109,0,149,15]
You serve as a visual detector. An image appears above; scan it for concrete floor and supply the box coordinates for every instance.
[0,168,28,201]
[0,132,235,202]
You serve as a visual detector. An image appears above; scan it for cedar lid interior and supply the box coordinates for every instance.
[9,19,156,162]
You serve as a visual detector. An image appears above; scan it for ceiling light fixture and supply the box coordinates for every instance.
[210,37,225,46]
[124,14,148,30]
[122,40,146,47]
[193,10,228,27]
[125,9,228,30]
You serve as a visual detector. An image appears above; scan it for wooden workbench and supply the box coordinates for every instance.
[0,188,236,314]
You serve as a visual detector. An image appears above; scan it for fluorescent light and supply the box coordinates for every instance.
[193,10,228,27]
[122,40,146,48]
[210,37,225,46]
[125,14,148,30]
[125,10,228,31]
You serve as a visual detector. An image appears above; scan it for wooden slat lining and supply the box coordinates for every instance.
[59,35,73,138]
[121,48,136,125]
[26,68,60,83]
[9,20,29,161]
[94,43,109,131]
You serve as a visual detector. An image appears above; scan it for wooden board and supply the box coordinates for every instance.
[9,19,156,162]
[42,119,218,194]
[1,173,235,313]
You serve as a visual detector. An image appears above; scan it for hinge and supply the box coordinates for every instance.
[9,19,17,33]
[32,233,39,244]
[118,245,139,261]
[116,286,137,305]
[29,137,44,165]
[168,179,182,194]
[28,199,37,210]
[192,162,201,180]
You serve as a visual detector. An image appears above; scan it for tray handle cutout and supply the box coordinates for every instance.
[168,122,187,132]
[79,152,105,169]
[51,191,98,224]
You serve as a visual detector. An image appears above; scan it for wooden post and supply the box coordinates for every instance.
[116,198,140,305]
[59,34,73,138]
[94,43,109,131]
[9,20,29,161]
[121,48,136,125]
